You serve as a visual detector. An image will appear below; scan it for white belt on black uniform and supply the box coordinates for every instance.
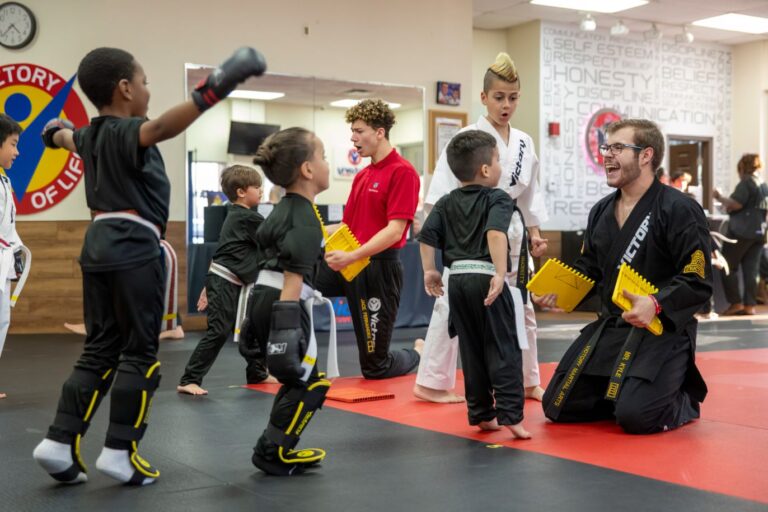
[449,259,528,350]
[256,269,339,379]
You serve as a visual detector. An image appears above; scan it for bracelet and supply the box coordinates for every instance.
[649,294,662,315]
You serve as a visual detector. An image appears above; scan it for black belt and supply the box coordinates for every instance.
[604,327,643,402]
[544,317,609,420]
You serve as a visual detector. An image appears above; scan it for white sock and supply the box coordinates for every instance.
[96,447,157,486]
[33,438,87,484]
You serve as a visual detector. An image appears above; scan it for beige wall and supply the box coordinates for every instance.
[732,40,768,187]
[471,24,541,153]
[8,0,473,221]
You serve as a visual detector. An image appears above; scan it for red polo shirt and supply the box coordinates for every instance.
[342,149,420,250]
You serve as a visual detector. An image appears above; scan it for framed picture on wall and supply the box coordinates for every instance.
[436,81,461,106]
[428,110,467,173]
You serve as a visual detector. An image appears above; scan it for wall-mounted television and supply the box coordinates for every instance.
[226,121,280,156]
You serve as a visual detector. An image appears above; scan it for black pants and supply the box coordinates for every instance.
[249,285,323,433]
[448,274,523,426]
[315,251,419,379]
[542,340,700,434]
[722,237,764,306]
[47,257,164,444]
[180,274,267,386]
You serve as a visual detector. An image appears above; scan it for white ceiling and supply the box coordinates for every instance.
[473,0,768,45]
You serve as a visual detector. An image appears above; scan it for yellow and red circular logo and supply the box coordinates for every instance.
[0,63,88,214]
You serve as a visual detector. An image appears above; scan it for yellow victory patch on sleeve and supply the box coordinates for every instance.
[683,249,706,278]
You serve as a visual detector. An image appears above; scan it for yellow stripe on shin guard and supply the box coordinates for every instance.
[278,379,331,464]
[130,441,160,478]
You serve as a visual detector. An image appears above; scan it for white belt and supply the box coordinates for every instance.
[209,261,244,286]
[256,269,339,379]
[447,260,528,350]
[92,211,161,240]
[450,260,496,276]
[233,282,253,342]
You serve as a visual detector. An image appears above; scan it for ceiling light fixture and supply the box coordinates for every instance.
[692,13,768,34]
[610,20,630,36]
[228,90,285,101]
[675,26,695,44]
[530,0,647,14]
[643,23,662,40]
[580,13,597,31]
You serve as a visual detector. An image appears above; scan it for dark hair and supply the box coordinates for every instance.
[345,99,396,139]
[252,127,315,187]
[737,153,761,176]
[604,118,665,172]
[77,47,136,109]
[0,113,22,144]
[446,130,497,182]
[220,165,262,202]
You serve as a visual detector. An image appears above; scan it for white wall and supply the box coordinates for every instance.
[539,22,732,230]
[732,40,768,185]
[7,0,473,221]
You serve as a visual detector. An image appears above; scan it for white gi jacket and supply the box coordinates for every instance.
[426,116,548,255]
[0,174,22,290]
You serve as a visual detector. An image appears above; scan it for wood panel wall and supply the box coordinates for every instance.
[9,221,206,334]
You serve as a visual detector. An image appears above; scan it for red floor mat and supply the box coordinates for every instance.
[244,348,768,504]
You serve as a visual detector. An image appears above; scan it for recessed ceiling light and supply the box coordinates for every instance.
[228,90,285,101]
[530,0,647,14]
[692,13,768,34]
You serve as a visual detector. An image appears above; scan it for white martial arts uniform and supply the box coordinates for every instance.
[0,174,22,356]
[416,116,548,390]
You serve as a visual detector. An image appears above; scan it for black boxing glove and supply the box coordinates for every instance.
[265,301,306,383]
[42,118,75,149]
[192,47,267,111]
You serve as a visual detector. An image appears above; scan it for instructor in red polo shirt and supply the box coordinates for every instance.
[316,99,422,379]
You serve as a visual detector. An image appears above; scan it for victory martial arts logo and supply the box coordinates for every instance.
[0,63,88,214]
[584,108,623,176]
[367,297,381,312]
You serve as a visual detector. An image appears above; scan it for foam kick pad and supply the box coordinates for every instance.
[244,348,768,504]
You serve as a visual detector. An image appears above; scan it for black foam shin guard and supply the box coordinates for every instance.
[48,367,116,444]
[252,379,330,476]
[105,363,161,450]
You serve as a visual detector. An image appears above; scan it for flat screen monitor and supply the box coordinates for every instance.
[226,122,280,156]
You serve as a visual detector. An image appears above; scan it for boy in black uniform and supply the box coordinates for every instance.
[418,130,531,439]
[178,165,271,396]
[248,127,331,476]
[33,46,266,485]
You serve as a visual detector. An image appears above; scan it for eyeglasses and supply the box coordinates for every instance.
[598,143,646,156]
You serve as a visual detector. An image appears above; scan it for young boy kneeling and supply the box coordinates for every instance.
[418,130,530,439]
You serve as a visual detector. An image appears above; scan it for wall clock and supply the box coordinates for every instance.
[0,2,36,49]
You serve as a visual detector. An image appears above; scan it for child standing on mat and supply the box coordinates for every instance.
[418,130,531,439]
[178,165,274,396]
[247,127,332,475]
[0,113,24,401]
[33,46,266,485]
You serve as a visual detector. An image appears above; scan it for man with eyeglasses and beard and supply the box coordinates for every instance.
[534,118,712,435]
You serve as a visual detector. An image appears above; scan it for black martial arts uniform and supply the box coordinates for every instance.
[419,185,524,426]
[248,193,329,475]
[46,117,170,464]
[179,203,267,386]
[542,179,712,434]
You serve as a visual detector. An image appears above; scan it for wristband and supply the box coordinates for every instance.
[649,294,662,315]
